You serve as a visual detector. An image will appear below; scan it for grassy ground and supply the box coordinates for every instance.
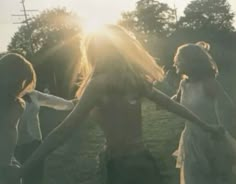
[40,100,185,184]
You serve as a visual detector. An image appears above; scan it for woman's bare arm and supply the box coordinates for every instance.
[21,75,106,176]
[32,90,74,110]
[145,85,216,132]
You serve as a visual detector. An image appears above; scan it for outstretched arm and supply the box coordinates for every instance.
[21,76,106,176]
[31,90,74,110]
[145,85,215,132]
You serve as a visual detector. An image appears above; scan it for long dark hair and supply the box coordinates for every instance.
[0,53,36,117]
[174,41,218,80]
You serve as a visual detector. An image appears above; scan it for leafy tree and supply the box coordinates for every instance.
[178,0,234,32]
[135,0,175,36]
[120,0,175,37]
[166,0,236,67]
[8,8,82,97]
[119,0,176,68]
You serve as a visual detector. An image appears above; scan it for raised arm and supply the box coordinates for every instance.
[145,84,216,132]
[21,76,106,176]
[31,90,74,110]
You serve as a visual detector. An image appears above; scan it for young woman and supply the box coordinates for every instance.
[20,26,220,184]
[0,53,36,183]
[15,90,76,184]
[172,41,236,184]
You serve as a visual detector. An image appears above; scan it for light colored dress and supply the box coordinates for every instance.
[174,80,235,184]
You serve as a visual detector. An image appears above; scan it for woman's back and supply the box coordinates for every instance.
[95,92,144,156]
[181,79,218,129]
[177,79,234,184]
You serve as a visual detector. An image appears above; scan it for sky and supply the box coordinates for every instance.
[1,0,236,52]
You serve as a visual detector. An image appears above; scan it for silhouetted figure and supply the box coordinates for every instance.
[173,41,236,184]
[20,26,220,184]
[0,53,36,184]
[15,90,75,184]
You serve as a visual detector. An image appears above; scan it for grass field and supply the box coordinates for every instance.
[40,100,185,184]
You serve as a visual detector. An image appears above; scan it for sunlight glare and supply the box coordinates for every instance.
[83,19,109,34]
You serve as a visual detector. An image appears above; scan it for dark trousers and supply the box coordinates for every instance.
[15,140,44,184]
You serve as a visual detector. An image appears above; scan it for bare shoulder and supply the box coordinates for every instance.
[175,79,186,101]
[63,74,109,121]
[85,74,109,95]
[76,74,109,106]
[179,78,187,90]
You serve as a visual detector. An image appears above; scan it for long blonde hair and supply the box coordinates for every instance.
[76,24,164,96]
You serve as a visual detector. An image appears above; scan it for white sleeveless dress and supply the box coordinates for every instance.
[174,81,235,184]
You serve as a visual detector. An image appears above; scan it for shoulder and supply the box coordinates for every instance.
[181,77,188,85]
[86,74,109,93]
[76,74,109,103]
[29,90,50,102]
[171,78,186,102]
[178,78,188,90]
[29,90,41,97]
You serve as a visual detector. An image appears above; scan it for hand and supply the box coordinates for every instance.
[171,94,177,101]
[71,99,79,106]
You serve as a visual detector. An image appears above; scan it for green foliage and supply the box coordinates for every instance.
[119,0,236,98]
[178,0,235,32]
[167,0,236,70]
[8,8,83,97]
[135,0,175,36]
[7,0,236,99]
[120,0,175,37]
[119,0,175,67]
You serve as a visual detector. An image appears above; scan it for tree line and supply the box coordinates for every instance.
[6,0,236,99]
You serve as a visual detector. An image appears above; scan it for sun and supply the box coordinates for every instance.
[83,20,105,34]
[81,16,117,34]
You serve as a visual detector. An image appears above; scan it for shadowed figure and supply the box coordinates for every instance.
[0,53,36,184]
[15,90,76,184]
[172,41,236,184]
[19,25,220,184]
